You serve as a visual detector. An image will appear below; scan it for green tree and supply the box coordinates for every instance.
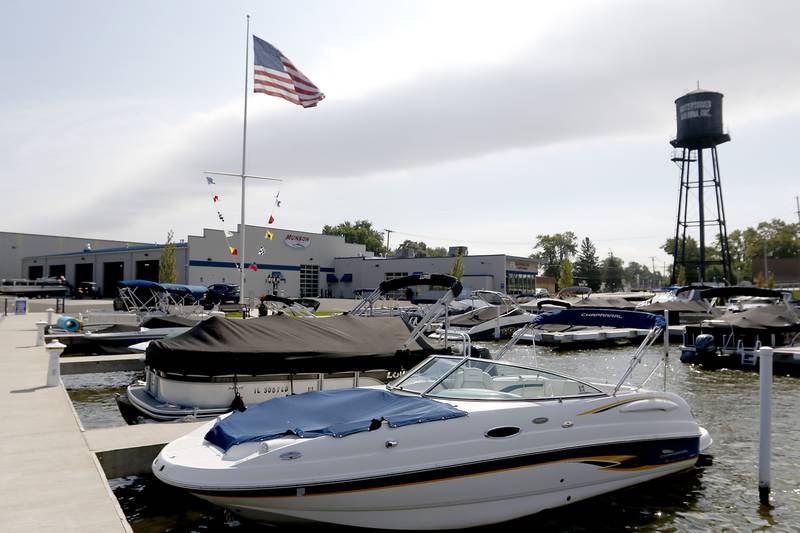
[322,220,387,255]
[158,230,177,283]
[533,232,577,279]
[574,237,601,291]
[394,240,448,258]
[450,254,464,281]
[601,252,624,292]
[676,265,687,286]
[558,258,574,289]
[623,261,652,289]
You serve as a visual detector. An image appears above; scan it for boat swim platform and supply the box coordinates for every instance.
[0,312,200,532]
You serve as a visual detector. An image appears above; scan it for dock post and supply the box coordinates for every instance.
[35,321,48,346]
[758,346,773,505]
[47,307,55,325]
[494,305,501,340]
[45,340,66,387]
[663,310,670,391]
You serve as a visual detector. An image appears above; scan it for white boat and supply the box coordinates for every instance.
[154,311,711,529]
[0,277,70,298]
[118,274,475,423]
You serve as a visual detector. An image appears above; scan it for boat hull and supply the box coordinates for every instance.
[190,437,698,529]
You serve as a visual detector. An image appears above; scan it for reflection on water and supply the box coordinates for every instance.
[69,345,800,531]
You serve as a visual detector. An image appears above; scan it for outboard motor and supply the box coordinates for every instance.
[682,334,715,363]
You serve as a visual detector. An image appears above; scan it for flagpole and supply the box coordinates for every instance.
[239,14,250,306]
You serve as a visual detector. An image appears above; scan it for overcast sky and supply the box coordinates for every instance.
[2,0,799,273]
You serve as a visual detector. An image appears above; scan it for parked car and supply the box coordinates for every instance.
[202,283,240,308]
[74,281,101,299]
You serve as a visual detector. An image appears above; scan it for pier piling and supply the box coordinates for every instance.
[758,346,773,506]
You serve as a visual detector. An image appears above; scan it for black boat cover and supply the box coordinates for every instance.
[204,388,467,451]
[711,305,800,330]
[140,315,200,329]
[146,314,444,376]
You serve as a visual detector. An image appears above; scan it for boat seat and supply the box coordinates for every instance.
[543,380,583,397]
[492,375,547,397]
[453,367,494,390]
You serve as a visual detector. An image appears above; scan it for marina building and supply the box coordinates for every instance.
[12,226,543,300]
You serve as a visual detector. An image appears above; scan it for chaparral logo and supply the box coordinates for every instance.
[580,312,623,320]
[284,234,311,249]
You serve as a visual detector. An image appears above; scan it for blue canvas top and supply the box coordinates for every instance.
[532,309,666,330]
[205,388,467,451]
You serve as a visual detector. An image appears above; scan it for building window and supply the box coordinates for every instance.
[506,271,536,296]
[299,264,320,298]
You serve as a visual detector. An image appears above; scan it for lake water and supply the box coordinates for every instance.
[66,343,800,531]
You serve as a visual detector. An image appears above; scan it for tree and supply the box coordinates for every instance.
[574,237,601,291]
[533,232,577,280]
[558,258,574,289]
[322,220,387,255]
[676,265,687,286]
[601,252,624,292]
[623,261,652,289]
[395,240,448,258]
[159,230,177,283]
[450,254,464,281]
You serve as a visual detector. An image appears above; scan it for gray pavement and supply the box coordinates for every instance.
[0,312,131,532]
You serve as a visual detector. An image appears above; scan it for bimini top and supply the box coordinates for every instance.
[377,273,463,298]
[146,314,444,376]
[117,280,208,300]
[204,388,467,451]
[532,309,666,330]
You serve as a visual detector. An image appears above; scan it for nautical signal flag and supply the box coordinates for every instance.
[206,176,215,185]
[252,36,325,108]
[213,195,219,203]
[258,246,265,256]
[229,246,238,256]
[217,212,225,222]
[265,231,273,240]
[249,263,258,272]
[276,200,281,207]
[225,230,234,238]
[268,214,275,224]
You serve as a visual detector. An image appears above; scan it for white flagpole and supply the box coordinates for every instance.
[239,14,250,305]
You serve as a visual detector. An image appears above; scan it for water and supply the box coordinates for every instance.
[68,345,800,531]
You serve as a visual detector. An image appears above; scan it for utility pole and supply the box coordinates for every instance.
[650,256,657,288]
[383,229,394,256]
[795,196,800,224]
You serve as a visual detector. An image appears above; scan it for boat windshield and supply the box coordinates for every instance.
[390,356,603,400]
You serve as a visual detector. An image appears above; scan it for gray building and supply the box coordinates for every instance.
[22,243,189,298]
[12,226,541,300]
[1,231,147,280]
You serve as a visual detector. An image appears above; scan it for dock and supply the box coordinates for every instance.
[0,312,199,532]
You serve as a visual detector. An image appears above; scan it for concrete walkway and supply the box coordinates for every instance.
[0,312,131,532]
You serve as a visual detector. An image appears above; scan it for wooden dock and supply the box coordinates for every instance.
[0,312,199,532]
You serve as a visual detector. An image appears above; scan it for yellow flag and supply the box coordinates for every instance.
[265,231,273,240]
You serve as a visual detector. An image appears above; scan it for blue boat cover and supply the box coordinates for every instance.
[532,309,666,330]
[160,283,208,299]
[204,388,467,451]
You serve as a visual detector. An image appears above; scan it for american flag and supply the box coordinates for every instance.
[253,36,324,108]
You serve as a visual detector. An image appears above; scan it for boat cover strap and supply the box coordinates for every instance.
[204,388,467,451]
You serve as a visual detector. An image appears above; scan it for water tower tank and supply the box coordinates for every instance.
[670,89,730,148]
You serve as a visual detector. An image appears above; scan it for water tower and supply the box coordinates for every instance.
[669,88,733,284]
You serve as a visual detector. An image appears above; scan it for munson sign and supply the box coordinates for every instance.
[284,234,311,249]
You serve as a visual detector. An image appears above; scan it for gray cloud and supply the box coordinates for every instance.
[18,1,800,238]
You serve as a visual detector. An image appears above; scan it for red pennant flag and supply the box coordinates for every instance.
[249,263,258,272]
[213,195,219,203]
[229,246,238,256]
[268,214,275,224]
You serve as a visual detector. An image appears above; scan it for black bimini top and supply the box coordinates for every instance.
[145,314,445,376]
